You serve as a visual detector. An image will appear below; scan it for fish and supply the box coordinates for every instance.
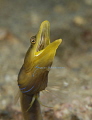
[17,20,62,120]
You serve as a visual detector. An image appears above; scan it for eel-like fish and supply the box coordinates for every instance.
[17,20,62,120]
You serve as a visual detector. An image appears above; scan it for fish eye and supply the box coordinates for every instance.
[31,39,35,43]
[30,36,36,44]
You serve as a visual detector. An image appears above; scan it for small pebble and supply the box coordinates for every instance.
[73,16,86,26]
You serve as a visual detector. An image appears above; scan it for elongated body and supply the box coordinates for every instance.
[20,93,42,120]
[18,21,62,120]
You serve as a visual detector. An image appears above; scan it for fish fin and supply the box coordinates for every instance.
[26,94,36,112]
[37,96,53,108]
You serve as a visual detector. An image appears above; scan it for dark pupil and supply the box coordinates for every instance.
[30,36,36,43]
[31,39,35,43]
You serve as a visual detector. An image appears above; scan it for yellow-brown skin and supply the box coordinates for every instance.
[18,21,62,120]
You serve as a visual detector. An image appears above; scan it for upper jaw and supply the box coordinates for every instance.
[34,20,50,55]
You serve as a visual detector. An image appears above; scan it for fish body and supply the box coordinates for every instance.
[17,20,62,120]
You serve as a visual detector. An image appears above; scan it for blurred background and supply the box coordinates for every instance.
[0,0,92,120]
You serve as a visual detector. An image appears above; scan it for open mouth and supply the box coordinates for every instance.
[27,20,62,66]
[29,20,62,59]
